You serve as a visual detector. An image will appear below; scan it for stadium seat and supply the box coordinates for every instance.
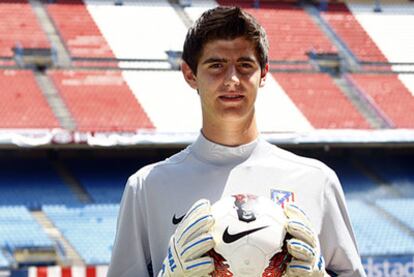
[46,0,114,59]
[43,204,119,265]
[63,156,147,204]
[48,70,154,132]
[0,70,60,129]
[346,0,414,68]
[376,199,414,231]
[0,157,81,207]
[273,73,371,129]
[0,0,50,57]
[347,199,414,256]
[321,3,388,63]
[348,73,414,128]
[217,1,337,61]
[0,206,53,251]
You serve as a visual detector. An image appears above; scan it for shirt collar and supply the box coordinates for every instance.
[191,132,259,166]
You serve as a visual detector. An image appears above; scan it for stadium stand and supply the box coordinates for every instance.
[48,70,154,132]
[0,206,56,267]
[0,206,53,250]
[346,0,414,69]
[347,199,414,256]
[273,72,371,129]
[376,199,414,231]
[0,0,50,58]
[320,3,388,63]
[0,0,414,275]
[218,1,337,61]
[320,157,391,199]
[45,0,114,59]
[361,154,414,197]
[43,204,119,265]
[0,70,60,129]
[84,0,188,60]
[347,73,414,128]
[0,157,80,207]
[63,157,142,204]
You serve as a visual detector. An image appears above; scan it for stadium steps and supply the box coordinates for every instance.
[30,210,84,266]
[332,76,387,129]
[302,3,360,72]
[51,160,93,204]
[168,0,194,28]
[33,71,76,131]
[28,0,71,67]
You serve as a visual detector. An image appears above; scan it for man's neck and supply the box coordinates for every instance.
[201,117,259,147]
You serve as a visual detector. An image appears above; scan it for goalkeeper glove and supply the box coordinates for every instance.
[283,203,329,277]
[158,199,215,277]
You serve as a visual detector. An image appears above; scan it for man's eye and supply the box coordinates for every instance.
[240,63,253,68]
[209,63,222,69]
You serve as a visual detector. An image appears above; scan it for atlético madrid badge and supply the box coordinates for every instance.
[271,189,295,207]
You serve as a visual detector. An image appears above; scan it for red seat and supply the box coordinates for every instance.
[0,70,60,128]
[217,1,337,61]
[321,3,388,64]
[0,0,50,57]
[46,0,114,59]
[273,72,371,129]
[48,70,154,132]
[348,74,414,128]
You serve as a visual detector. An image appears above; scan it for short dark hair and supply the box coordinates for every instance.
[182,6,269,75]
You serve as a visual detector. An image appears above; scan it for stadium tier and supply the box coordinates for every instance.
[0,0,50,58]
[0,70,60,129]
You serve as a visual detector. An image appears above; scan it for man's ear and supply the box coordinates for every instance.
[259,63,269,88]
[181,61,198,90]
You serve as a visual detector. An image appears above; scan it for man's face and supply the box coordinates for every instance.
[182,37,268,124]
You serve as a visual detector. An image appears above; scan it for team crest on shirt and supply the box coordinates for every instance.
[271,189,295,208]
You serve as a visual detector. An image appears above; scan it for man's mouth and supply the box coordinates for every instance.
[219,94,244,101]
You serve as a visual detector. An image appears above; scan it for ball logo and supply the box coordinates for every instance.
[222,225,269,244]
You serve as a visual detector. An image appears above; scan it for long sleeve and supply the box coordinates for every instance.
[107,175,151,277]
[321,171,366,277]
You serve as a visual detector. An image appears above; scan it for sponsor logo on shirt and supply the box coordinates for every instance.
[172,213,185,225]
[271,189,295,207]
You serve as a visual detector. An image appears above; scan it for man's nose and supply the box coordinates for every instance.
[224,66,240,87]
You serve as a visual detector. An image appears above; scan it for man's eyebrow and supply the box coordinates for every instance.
[237,56,256,63]
[201,57,227,64]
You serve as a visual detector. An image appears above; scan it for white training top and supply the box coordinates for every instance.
[108,134,366,277]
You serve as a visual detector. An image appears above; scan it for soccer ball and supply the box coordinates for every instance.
[209,194,290,277]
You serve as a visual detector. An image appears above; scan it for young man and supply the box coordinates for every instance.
[108,6,366,277]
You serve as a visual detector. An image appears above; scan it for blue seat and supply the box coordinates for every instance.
[347,199,414,256]
[43,204,119,264]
